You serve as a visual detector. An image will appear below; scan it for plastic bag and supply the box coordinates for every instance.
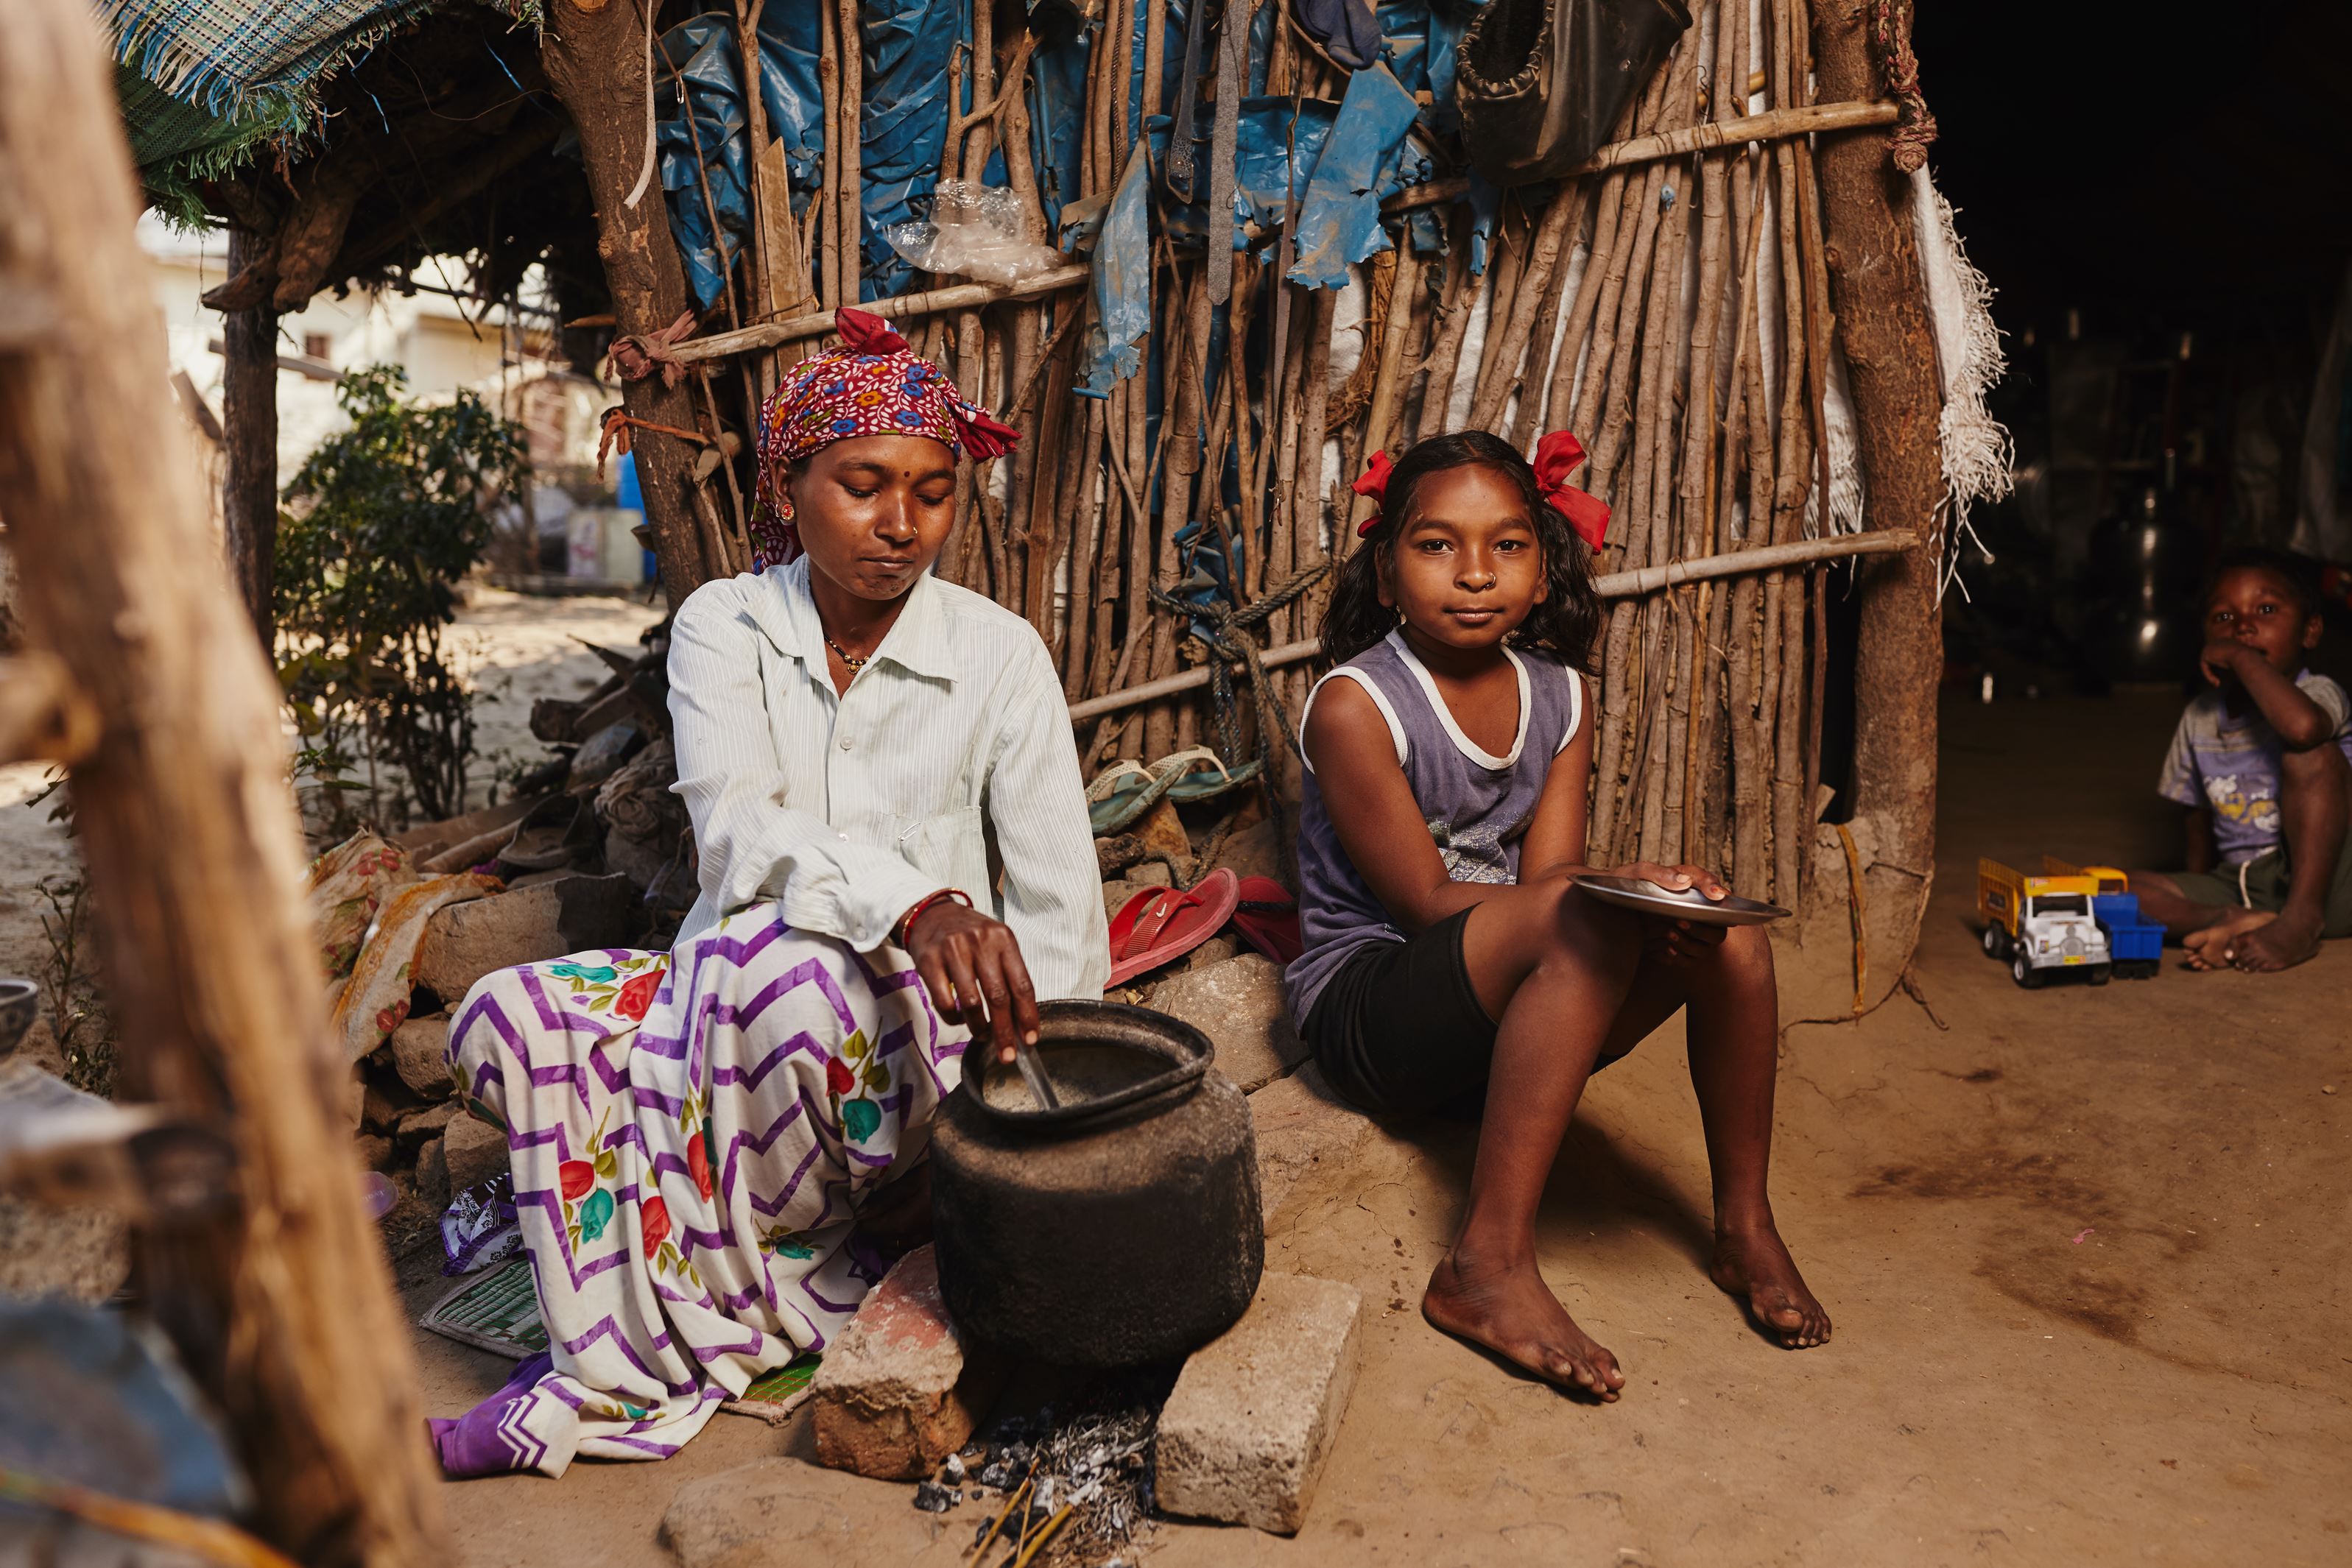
[440,1173,523,1276]
[881,180,1065,287]
[1457,0,1691,185]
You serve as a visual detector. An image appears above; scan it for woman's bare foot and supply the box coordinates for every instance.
[2183,908,2272,970]
[1710,1221,1832,1349]
[1423,1245,1626,1400]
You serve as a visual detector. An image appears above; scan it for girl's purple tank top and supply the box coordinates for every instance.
[1284,629,1585,1025]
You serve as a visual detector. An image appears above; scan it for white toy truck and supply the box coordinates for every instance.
[1977,859,2113,988]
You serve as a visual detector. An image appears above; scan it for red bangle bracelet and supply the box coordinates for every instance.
[893,888,972,947]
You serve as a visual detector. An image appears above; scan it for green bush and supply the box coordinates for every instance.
[275,367,529,828]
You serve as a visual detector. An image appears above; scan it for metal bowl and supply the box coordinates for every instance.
[0,979,40,1058]
[1572,875,1789,927]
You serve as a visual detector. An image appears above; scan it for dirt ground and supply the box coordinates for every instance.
[7,594,2345,1564]
[404,683,2351,1568]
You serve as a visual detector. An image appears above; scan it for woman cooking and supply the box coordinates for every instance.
[431,311,1108,1477]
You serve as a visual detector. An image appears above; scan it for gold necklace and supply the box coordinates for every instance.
[824,634,869,670]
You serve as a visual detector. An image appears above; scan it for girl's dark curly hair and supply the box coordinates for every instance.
[1319,429,1603,669]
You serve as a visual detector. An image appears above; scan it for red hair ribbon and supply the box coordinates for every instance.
[1351,449,1395,537]
[1533,431,1611,553]
[1351,435,1610,551]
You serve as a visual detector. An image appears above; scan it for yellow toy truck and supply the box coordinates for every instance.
[1977,859,2113,988]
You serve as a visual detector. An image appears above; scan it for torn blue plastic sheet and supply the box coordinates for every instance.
[1155,99,1328,254]
[1467,169,1501,276]
[1127,0,1192,150]
[1376,0,1431,97]
[856,0,958,298]
[652,2,948,305]
[1424,0,1482,133]
[656,17,754,311]
[753,5,825,200]
[1081,138,1155,394]
[1028,14,1093,232]
[653,10,830,311]
[1286,63,1423,289]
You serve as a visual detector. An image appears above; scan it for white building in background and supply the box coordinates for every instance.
[139,215,644,587]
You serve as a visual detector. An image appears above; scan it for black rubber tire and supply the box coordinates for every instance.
[2088,964,2112,986]
[1981,925,2000,957]
[2012,952,2039,989]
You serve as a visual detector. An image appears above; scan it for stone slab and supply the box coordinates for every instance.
[1155,1271,1364,1536]
[441,1111,508,1194]
[808,1244,1003,1480]
[412,872,631,1004]
[662,1457,940,1568]
[1147,953,1308,1093]
[387,1014,456,1100]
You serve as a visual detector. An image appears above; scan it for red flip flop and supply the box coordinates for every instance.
[1107,868,1241,986]
[1229,876,1303,966]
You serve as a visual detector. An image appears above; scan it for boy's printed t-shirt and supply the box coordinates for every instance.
[2158,671,2352,864]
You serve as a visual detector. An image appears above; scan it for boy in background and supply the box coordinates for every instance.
[2133,548,2352,972]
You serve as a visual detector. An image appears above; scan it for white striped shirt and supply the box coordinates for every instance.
[666,559,1109,1000]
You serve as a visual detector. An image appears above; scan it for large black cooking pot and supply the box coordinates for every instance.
[929,1000,1263,1369]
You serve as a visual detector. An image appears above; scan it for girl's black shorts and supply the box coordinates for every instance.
[1301,908,1633,1117]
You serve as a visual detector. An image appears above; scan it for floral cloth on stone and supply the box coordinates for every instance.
[428,904,965,1477]
[748,308,1019,571]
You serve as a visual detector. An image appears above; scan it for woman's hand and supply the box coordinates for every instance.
[903,900,1041,1065]
[1602,861,1730,964]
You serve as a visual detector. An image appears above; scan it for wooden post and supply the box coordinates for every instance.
[542,0,719,603]
[0,1,447,1563]
[220,223,279,649]
[1811,0,1945,994]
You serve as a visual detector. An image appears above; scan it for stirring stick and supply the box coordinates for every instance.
[1013,1036,1060,1111]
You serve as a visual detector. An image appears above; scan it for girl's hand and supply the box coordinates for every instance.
[1601,861,1730,964]
[903,901,1041,1065]
[1603,861,1732,901]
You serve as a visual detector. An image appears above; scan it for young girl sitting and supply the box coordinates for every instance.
[1287,430,1830,1401]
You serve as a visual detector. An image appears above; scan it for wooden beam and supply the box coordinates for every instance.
[1382,99,1901,212]
[1063,530,1921,723]
[666,265,1092,365]
[541,0,722,601]
[1813,1,1948,992]
[0,0,447,1561]
[219,222,278,649]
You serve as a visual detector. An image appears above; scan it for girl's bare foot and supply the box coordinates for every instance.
[2183,908,2272,970]
[1423,1245,1626,1400]
[1710,1221,1832,1349]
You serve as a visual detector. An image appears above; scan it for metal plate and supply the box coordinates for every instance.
[1572,875,1790,927]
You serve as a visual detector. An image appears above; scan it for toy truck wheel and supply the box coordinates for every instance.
[2088,963,2111,986]
[2010,951,2040,989]
[1981,925,2001,958]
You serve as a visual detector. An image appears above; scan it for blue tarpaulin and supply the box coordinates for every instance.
[655,17,753,311]
[656,4,1437,311]
[1285,63,1423,289]
[1080,137,1155,395]
[1029,17,1094,232]
[655,3,949,306]
[857,0,958,298]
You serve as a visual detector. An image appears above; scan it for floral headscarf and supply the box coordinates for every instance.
[749,308,1019,569]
